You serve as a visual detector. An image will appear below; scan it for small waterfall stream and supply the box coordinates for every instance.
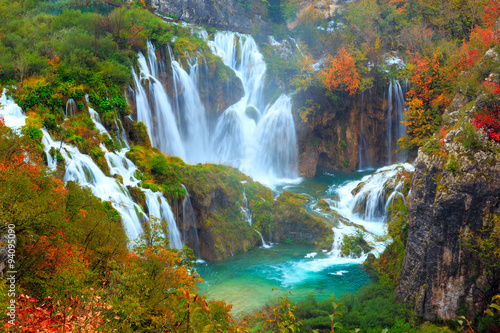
[386,80,407,164]
[241,190,271,248]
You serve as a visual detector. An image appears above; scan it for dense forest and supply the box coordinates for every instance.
[0,0,500,332]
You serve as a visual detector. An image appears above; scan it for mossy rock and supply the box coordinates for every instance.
[351,181,366,196]
[127,185,148,215]
[245,107,259,122]
[340,233,373,258]
[314,199,331,212]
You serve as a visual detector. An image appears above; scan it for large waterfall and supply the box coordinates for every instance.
[132,33,299,186]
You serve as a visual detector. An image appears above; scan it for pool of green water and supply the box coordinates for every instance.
[196,244,373,314]
[196,170,377,314]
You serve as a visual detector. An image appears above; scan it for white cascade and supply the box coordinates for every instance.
[144,190,183,249]
[334,163,414,233]
[169,52,210,163]
[240,190,271,248]
[131,34,299,186]
[0,90,183,248]
[133,44,185,158]
[65,98,77,117]
[209,32,299,185]
[387,80,407,164]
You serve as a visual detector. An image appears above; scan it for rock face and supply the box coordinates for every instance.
[295,84,396,175]
[396,132,500,320]
[176,188,332,261]
[150,0,264,32]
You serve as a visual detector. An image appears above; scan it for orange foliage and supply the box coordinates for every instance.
[4,293,111,332]
[24,231,90,280]
[321,47,360,95]
[454,24,499,71]
[484,0,500,29]
[127,24,146,50]
[399,53,452,150]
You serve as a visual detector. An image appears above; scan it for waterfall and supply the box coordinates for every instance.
[386,80,407,164]
[144,190,183,249]
[169,53,210,163]
[65,98,77,117]
[0,90,26,131]
[1,90,183,248]
[133,45,185,158]
[131,33,299,186]
[387,81,393,164]
[181,184,201,257]
[318,163,415,260]
[209,32,298,185]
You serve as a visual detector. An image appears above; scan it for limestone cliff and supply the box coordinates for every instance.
[396,99,500,319]
[150,0,265,33]
[295,83,402,176]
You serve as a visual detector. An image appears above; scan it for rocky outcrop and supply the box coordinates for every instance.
[175,186,332,261]
[150,0,265,33]
[396,127,500,320]
[295,84,397,176]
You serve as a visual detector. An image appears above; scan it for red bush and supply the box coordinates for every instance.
[474,105,500,143]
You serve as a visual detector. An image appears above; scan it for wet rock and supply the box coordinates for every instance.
[314,199,331,212]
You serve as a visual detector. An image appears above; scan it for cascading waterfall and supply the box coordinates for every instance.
[144,190,183,249]
[333,163,414,233]
[0,90,183,248]
[209,32,298,184]
[169,51,210,163]
[133,43,185,158]
[131,32,299,186]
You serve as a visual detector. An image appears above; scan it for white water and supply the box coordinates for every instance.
[387,80,406,164]
[0,90,183,247]
[302,163,414,268]
[65,98,77,117]
[241,190,271,248]
[131,33,299,186]
[0,90,26,131]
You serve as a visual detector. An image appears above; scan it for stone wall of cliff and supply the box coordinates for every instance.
[150,0,265,32]
[294,83,399,176]
[396,95,500,320]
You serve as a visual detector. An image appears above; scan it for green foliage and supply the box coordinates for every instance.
[445,154,459,173]
[461,214,500,275]
[375,194,410,287]
[340,230,373,258]
[458,121,480,151]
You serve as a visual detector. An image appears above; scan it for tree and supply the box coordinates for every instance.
[320,47,360,95]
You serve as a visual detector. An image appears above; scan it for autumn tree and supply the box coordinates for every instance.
[320,47,360,95]
[399,53,453,150]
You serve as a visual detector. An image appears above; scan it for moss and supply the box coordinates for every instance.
[125,145,331,256]
[445,154,459,173]
[340,231,373,258]
[245,106,259,122]
[314,199,331,212]
[127,185,148,215]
